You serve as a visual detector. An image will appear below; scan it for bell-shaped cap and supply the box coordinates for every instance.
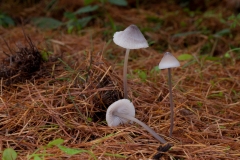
[113,24,149,49]
[106,99,135,127]
[159,52,180,69]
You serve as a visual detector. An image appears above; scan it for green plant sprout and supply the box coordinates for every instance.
[27,138,97,160]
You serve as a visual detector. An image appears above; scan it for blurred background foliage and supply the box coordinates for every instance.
[1,0,239,30]
[0,0,129,31]
[0,0,240,57]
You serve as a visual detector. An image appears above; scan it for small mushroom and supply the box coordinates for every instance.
[159,52,180,136]
[113,24,149,99]
[106,99,167,144]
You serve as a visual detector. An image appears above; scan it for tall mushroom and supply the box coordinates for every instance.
[106,99,167,144]
[113,24,149,99]
[159,52,180,137]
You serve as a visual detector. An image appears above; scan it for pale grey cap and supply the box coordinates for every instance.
[113,24,149,49]
[159,52,180,69]
[106,99,135,127]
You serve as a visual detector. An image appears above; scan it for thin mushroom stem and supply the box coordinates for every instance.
[123,49,130,99]
[114,112,167,144]
[168,68,174,137]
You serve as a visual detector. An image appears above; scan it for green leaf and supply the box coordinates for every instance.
[41,50,52,61]
[47,138,64,147]
[57,145,97,159]
[214,28,230,38]
[177,54,193,61]
[32,17,63,30]
[64,12,76,20]
[87,117,92,122]
[33,155,42,160]
[182,60,196,68]
[45,0,58,11]
[150,66,160,74]
[2,148,17,160]
[228,14,240,29]
[67,25,74,34]
[27,153,53,159]
[2,16,15,26]
[108,0,128,6]
[84,0,95,5]
[58,145,82,155]
[230,23,236,29]
[0,13,15,27]
[197,102,203,107]
[76,16,93,28]
[224,53,231,58]
[204,56,221,61]
[66,16,93,31]
[136,70,147,82]
[74,5,99,15]
[219,125,226,129]
[207,92,224,99]
[0,19,4,26]
[237,13,240,19]
[225,47,240,55]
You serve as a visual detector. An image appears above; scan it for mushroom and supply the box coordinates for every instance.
[113,24,149,99]
[106,99,167,144]
[159,52,180,136]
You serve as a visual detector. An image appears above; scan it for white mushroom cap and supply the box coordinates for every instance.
[113,24,149,49]
[106,99,135,127]
[159,52,180,69]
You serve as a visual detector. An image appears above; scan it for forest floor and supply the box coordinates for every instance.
[0,0,240,159]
